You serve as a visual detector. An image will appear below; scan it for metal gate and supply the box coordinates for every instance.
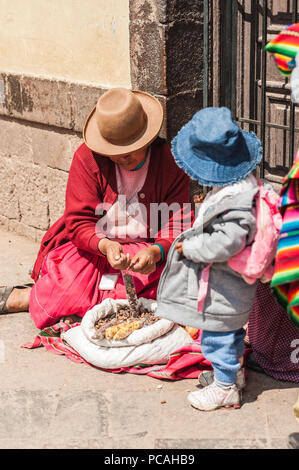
[204,0,299,188]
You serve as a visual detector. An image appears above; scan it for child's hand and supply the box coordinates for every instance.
[175,242,184,254]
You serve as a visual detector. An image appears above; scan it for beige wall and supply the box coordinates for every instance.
[0,0,131,87]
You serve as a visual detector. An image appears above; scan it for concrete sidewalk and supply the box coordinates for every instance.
[0,227,298,449]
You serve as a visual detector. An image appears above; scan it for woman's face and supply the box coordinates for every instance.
[108,147,147,171]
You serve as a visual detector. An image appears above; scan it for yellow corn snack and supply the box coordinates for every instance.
[105,324,121,340]
[113,321,142,340]
[105,320,142,341]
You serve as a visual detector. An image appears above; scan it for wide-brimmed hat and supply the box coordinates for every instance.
[83,88,163,156]
[171,107,262,187]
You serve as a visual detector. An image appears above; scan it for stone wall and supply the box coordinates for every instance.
[0,0,204,243]
[130,0,204,140]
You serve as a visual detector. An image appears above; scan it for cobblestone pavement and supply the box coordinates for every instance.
[0,228,298,449]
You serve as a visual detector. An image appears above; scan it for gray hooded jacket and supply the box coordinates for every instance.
[156,184,258,332]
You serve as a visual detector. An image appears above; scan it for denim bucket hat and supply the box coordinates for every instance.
[171,107,262,187]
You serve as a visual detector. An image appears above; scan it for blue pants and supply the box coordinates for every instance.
[201,328,246,384]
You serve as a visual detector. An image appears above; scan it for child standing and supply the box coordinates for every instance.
[156,107,263,411]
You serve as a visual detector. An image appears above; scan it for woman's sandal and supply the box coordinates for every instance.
[0,283,33,314]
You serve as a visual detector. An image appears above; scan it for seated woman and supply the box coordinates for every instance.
[0,88,192,328]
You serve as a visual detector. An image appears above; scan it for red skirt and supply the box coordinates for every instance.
[29,241,165,330]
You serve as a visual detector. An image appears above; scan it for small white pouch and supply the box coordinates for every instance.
[99,273,119,290]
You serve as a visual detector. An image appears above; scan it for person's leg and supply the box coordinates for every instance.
[201,328,245,385]
[187,329,244,411]
[198,327,246,389]
[2,286,31,313]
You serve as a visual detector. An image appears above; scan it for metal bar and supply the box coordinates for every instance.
[259,0,268,178]
[203,0,209,108]
[249,0,258,132]
[224,0,233,109]
[289,0,298,166]
[230,0,238,118]
[236,116,299,132]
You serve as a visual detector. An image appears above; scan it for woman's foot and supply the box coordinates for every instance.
[2,286,31,313]
[62,314,82,326]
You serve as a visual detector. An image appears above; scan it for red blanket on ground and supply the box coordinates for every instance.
[21,321,249,380]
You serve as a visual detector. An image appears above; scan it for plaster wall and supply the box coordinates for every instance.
[0,0,131,87]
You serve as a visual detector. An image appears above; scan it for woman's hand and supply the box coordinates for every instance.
[175,242,184,255]
[129,245,161,275]
[98,239,130,270]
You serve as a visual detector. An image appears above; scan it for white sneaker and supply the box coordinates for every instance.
[198,368,246,390]
[188,381,241,411]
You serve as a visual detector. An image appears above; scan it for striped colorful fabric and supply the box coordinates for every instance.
[265,23,299,76]
[271,53,296,76]
[21,321,212,378]
[271,150,299,328]
[283,149,299,181]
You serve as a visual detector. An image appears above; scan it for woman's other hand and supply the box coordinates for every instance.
[175,242,184,254]
[98,239,130,270]
[129,245,161,274]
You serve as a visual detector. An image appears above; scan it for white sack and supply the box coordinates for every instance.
[81,297,174,348]
[62,324,193,369]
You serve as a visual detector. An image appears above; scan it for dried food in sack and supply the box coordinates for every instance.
[94,301,160,341]
[82,297,174,349]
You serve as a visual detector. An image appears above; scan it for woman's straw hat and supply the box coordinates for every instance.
[83,87,163,156]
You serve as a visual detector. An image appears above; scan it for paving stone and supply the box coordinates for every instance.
[155,438,269,449]
[111,434,155,449]
[262,388,299,439]
[49,391,109,439]
[105,391,160,437]
[157,390,268,440]
[270,438,289,449]
[0,227,298,449]
[0,438,111,449]
[0,390,60,439]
